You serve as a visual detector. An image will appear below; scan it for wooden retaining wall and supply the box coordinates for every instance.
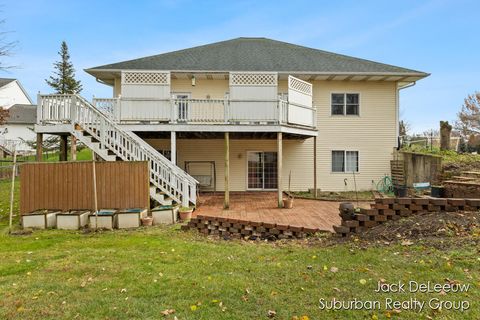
[20,161,150,214]
[391,151,442,187]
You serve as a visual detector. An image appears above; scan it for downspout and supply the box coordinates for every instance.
[396,81,416,150]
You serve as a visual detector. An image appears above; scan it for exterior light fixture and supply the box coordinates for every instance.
[191,75,196,86]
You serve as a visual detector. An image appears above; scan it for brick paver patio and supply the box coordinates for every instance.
[195,192,371,232]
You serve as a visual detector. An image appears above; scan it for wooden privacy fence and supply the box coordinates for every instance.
[20,161,150,214]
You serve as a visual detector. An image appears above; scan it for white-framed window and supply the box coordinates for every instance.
[332,150,359,172]
[331,93,359,115]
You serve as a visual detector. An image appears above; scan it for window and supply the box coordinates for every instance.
[332,150,359,172]
[331,93,359,115]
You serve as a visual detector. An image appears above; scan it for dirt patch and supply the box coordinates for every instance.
[293,211,480,250]
[359,211,479,240]
[443,160,480,180]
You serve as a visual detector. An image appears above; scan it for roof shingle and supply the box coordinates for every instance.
[87,37,427,75]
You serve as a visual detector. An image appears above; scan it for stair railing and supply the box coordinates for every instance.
[38,94,197,206]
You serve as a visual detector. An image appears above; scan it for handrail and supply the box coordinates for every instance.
[38,93,197,206]
[89,96,317,129]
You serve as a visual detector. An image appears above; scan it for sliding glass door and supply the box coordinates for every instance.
[247,151,277,190]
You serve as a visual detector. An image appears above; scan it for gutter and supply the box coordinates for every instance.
[96,77,114,86]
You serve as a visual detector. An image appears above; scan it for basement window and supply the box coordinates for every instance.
[331,93,360,115]
[332,150,359,172]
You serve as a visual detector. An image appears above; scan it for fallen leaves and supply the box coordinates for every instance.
[330,267,339,273]
[160,309,175,316]
[359,279,367,285]
[401,240,414,246]
[267,310,276,318]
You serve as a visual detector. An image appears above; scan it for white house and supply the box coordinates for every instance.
[34,37,429,207]
[0,79,36,153]
[0,78,32,108]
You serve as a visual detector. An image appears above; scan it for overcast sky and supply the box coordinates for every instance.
[2,0,479,133]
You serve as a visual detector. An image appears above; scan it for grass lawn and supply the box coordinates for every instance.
[9,148,93,163]
[0,181,478,319]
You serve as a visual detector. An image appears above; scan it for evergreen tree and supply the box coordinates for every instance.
[45,41,82,94]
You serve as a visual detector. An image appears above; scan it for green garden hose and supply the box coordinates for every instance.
[376,175,394,193]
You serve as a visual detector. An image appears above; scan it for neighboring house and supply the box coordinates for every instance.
[0,78,36,153]
[1,104,37,152]
[35,37,428,207]
[0,78,33,108]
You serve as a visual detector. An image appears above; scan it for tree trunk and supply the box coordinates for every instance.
[440,121,452,151]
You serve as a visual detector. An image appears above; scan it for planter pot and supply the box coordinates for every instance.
[339,202,355,220]
[431,186,445,198]
[179,209,193,221]
[141,217,153,226]
[283,198,294,209]
[393,185,408,197]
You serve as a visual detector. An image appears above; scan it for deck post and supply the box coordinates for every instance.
[277,132,283,208]
[71,134,77,161]
[36,133,43,162]
[170,131,176,165]
[59,135,68,161]
[224,132,230,209]
[313,136,317,198]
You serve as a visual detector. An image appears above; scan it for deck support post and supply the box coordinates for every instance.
[224,132,230,209]
[313,136,317,198]
[170,131,176,165]
[36,133,43,162]
[71,134,77,161]
[59,135,68,161]
[277,132,283,208]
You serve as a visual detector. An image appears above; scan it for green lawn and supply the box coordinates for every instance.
[0,180,478,319]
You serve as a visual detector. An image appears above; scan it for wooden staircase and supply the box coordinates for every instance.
[38,94,198,207]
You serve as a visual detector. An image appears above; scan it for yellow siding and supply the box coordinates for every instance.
[144,138,315,191]
[171,78,229,99]
[139,79,398,192]
[313,81,397,191]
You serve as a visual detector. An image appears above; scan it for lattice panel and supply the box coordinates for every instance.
[230,72,277,86]
[288,76,312,96]
[122,71,170,85]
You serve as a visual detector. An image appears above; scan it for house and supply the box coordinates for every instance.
[0,79,36,153]
[0,104,37,153]
[34,37,429,207]
[0,78,33,108]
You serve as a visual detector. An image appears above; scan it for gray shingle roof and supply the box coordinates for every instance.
[87,37,427,75]
[5,104,36,124]
[0,78,16,88]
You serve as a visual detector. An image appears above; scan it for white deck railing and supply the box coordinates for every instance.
[92,97,317,128]
[38,94,197,206]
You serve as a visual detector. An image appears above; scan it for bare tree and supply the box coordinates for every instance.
[0,19,17,71]
[399,120,411,136]
[456,92,480,135]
